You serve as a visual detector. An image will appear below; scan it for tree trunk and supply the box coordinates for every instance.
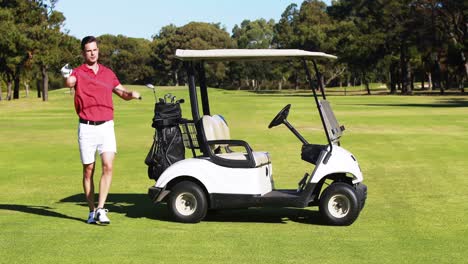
[363,72,371,95]
[174,71,179,86]
[390,64,397,94]
[320,74,325,94]
[294,71,299,90]
[433,58,443,94]
[427,72,433,91]
[365,81,371,95]
[400,43,410,94]
[24,81,30,98]
[7,81,13,100]
[408,64,414,94]
[37,78,42,98]
[41,65,49,101]
[459,50,468,81]
[278,76,284,91]
[14,74,20,99]
[459,76,465,93]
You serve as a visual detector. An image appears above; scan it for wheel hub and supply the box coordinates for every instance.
[328,194,350,218]
[175,192,197,216]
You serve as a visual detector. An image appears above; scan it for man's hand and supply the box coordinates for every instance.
[130,91,141,100]
[61,64,73,78]
[114,86,141,100]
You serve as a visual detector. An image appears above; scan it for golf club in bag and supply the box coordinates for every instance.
[145,92,185,180]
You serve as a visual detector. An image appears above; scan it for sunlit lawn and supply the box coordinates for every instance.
[1,86,467,263]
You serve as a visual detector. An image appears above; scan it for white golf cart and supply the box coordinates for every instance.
[148,49,367,226]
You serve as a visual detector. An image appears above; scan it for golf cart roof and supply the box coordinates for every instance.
[175,49,337,61]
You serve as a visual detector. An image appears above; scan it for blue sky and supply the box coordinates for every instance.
[55,0,331,40]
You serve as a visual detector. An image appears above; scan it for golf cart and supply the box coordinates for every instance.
[147,49,367,226]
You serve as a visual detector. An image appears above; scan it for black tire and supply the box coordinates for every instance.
[167,181,208,223]
[319,182,360,226]
[355,183,367,211]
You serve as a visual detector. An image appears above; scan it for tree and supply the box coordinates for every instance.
[98,35,154,85]
[0,0,70,100]
[279,0,345,90]
[274,3,300,49]
[151,22,235,86]
[231,19,277,90]
[0,0,34,100]
[29,0,68,101]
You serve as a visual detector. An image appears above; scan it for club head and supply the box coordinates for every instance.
[145,84,155,89]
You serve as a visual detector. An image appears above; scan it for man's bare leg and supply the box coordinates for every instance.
[97,152,115,209]
[82,162,96,211]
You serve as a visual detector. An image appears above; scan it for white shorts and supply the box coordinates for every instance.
[78,120,117,164]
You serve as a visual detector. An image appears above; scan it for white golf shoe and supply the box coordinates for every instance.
[94,208,110,225]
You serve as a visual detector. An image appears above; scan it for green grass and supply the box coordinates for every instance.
[1,87,467,263]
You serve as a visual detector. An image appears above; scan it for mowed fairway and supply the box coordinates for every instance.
[1,86,467,263]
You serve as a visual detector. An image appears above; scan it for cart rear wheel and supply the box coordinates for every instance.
[319,182,360,226]
[168,181,207,223]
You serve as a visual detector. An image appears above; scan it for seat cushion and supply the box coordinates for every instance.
[216,151,270,167]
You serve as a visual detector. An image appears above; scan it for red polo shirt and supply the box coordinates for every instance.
[72,64,120,121]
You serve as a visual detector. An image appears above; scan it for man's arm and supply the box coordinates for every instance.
[61,64,76,88]
[65,76,76,88]
[113,84,141,101]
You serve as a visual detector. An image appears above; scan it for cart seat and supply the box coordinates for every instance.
[202,115,270,168]
[216,152,270,166]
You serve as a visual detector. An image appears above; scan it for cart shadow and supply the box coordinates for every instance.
[59,193,326,225]
[204,208,326,225]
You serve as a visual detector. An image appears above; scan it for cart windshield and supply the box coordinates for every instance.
[319,100,345,143]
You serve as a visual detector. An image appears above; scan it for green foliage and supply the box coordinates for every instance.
[151,22,235,86]
[98,35,154,85]
[0,0,76,100]
[230,19,279,89]
[232,18,275,49]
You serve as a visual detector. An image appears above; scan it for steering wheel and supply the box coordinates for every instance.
[268,104,291,128]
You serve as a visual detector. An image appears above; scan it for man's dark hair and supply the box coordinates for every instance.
[81,36,98,51]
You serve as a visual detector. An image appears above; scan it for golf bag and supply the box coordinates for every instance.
[145,99,185,180]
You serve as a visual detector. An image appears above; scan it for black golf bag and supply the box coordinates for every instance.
[145,99,185,180]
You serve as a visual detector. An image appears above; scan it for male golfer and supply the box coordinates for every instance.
[62,36,140,224]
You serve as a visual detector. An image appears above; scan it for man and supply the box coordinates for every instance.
[62,36,140,224]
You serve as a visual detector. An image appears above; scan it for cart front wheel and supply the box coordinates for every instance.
[319,182,360,226]
[168,181,208,223]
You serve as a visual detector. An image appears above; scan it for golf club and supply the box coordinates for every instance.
[164,93,172,103]
[145,84,157,101]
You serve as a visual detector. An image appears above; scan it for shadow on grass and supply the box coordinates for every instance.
[59,193,327,225]
[204,207,325,225]
[0,204,84,223]
[59,193,169,221]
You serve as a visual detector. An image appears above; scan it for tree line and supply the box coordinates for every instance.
[0,0,466,101]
